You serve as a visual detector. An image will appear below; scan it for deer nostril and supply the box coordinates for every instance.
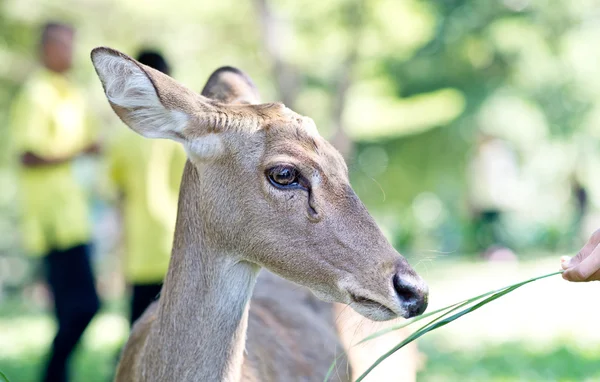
[393,274,428,318]
[393,274,416,301]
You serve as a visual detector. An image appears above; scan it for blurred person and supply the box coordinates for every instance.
[106,49,186,327]
[467,132,519,261]
[561,229,600,282]
[10,22,100,382]
[569,177,588,246]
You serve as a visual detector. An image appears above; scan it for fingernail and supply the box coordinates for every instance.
[560,256,571,264]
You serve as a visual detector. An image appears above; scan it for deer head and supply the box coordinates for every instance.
[91,47,428,320]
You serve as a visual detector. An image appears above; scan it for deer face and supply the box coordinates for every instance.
[91,47,428,321]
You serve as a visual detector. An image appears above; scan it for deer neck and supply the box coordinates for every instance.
[144,162,259,381]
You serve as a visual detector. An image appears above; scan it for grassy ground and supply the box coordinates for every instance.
[0,309,126,382]
[0,255,598,382]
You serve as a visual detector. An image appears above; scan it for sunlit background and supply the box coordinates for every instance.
[1,0,600,381]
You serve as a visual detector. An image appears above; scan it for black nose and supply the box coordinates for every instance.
[393,274,428,318]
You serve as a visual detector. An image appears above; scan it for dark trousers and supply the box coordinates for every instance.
[474,210,502,251]
[130,283,162,326]
[111,283,162,380]
[42,244,100,382]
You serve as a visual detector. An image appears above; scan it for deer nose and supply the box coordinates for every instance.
[392,274,428,318]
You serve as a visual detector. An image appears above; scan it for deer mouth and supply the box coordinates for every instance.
[349,292,396,317]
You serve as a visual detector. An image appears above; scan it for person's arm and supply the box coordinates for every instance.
[21,151,76,167]
[20,142,100,168]
[561,229,600,282]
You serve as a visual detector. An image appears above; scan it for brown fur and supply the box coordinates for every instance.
[91,47,428,382]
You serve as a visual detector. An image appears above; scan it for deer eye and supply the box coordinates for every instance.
[267,165,300,188]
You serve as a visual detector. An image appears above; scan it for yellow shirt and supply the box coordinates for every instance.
[107,129,186,284]
[10,69,96,256]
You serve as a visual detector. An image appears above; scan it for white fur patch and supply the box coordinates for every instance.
[279,104,320,137]
[184,134,224,160]
[301,117,320,137]
[92,51,188,140]
[312,172,322,186]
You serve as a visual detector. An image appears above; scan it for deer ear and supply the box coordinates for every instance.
[91,47,270,161]
[91,47,191,142]
[201,66,261,105]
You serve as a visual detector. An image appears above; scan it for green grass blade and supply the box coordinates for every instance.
[0,370,9,382]
[356,290,493,345]
[357,270,563,345]
[323,352,346,381]
[324,270,562,382]
[325,296,477,382]
[355,285,521,381]
[354,270,562,381]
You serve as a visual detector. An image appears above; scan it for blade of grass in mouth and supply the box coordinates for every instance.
[324,270,563,382]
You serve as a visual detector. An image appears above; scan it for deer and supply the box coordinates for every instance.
[91,47,429,382]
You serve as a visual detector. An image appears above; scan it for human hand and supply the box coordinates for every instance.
[561,229,600,282]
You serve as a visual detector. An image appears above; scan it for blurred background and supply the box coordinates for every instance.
[1,0,600,381]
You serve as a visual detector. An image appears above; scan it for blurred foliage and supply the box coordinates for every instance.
[347,0,600,255]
